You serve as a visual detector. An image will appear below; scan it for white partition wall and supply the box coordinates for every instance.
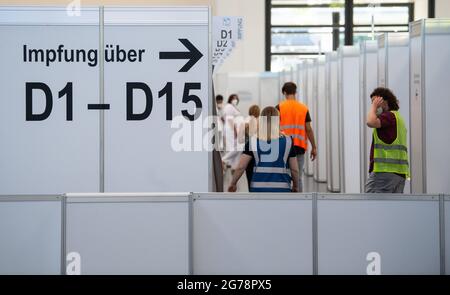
[314,56,327,183]
[288,66,294,83]
[0,196,62,274]
[103,7,211,193]
[277,70,283,102]
[318,194,441,275]
[295,63,302,102]
[279,69,293,92]
[338,46,360,193]
[305,60,315,177]
[65,193,190,275]
[193,194,313,275]
[359,41,378,192]
[299,61,307,103]
[377,33,411,193]
[308,60,318,181]
[1,193,449,275]
[225,72,261,114]
[292,65,299,88]
[311,60,319,181]
[445,196,450,275]
[324,55,332,192]
[212,72,228,101]
[325,52,340,192]
[259,72,281,108]
[0,7,100,194]
[0,7,211,194]
[410,19,450,194]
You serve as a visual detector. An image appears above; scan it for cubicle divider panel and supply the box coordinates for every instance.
[338,47,360,194]
[359,41,378,192]
[423,21,450,194]
[226,73,261,116]
[328,56,340,192]
[385,34,411,193]
[317,194,441,275]
[193,193,314,275]
[305,61,315,177]
[0,195,63,274]
[316,57,327,183]
[409,22,425,194]
[0,7,101,194]
[259,72,280,108]
[65,193,190,275]
[102,7,211,193]
[325,56,333,192]
[445,196,450,275]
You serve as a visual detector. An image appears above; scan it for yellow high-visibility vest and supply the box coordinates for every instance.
[373,110,410,178]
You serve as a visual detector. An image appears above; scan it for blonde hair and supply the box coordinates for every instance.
[258,106,280,141]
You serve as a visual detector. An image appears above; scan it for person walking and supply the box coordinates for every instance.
[243,105,260,190]
[365,87,409,193]
[277,82,317,192]
[228,106,299,193]
[221,94,244,171]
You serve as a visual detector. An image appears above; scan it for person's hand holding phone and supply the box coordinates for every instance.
[372,96,384,108]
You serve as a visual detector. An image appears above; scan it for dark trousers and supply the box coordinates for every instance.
[245,159,255,191]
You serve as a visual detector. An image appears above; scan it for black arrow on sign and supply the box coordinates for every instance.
[159,39,203,72]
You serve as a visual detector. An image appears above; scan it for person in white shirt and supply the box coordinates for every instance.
[221,94,244,171]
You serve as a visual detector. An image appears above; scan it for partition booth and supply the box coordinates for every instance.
[1,193,447,275]
[377,33,411,193]
[259,72,281,108]
[65,193,190,275]
[214,71,281,112]
[1,6,450,276]
[359,40,378,192]
[298,60,307,103]
[447,195,450,275]
[313,56,327,183]
[409,19,450,195]
[325,52,340,192]
[305,59,315,177]
[279,68,294,102]
[0,6,212,195]
[337,46,361,193]
[0,195,63,275]
[225,72,263,115]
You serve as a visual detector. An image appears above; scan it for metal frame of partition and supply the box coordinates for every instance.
[0,195,64,275]
[359,40,378,193]
[445,195,450,274]
[0,6,213,194]
[193,193,314,275]
[409,19,450,195]
[0,193,448,275]
[64,192,192,275]
[317,193,444,275]
[441,194,447,274]
[337,46,360,193]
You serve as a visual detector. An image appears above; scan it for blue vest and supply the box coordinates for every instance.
[250,136,293,193]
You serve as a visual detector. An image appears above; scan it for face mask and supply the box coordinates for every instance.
[231,99,239,106]
[376,107,383,116]
[217,103,223,109]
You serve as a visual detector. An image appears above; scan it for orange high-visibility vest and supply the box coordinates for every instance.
[279,99,308,149]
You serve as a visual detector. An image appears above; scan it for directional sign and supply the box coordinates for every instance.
[0,7,211,194]
[212,16,243,71]
[159,38,203,72]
